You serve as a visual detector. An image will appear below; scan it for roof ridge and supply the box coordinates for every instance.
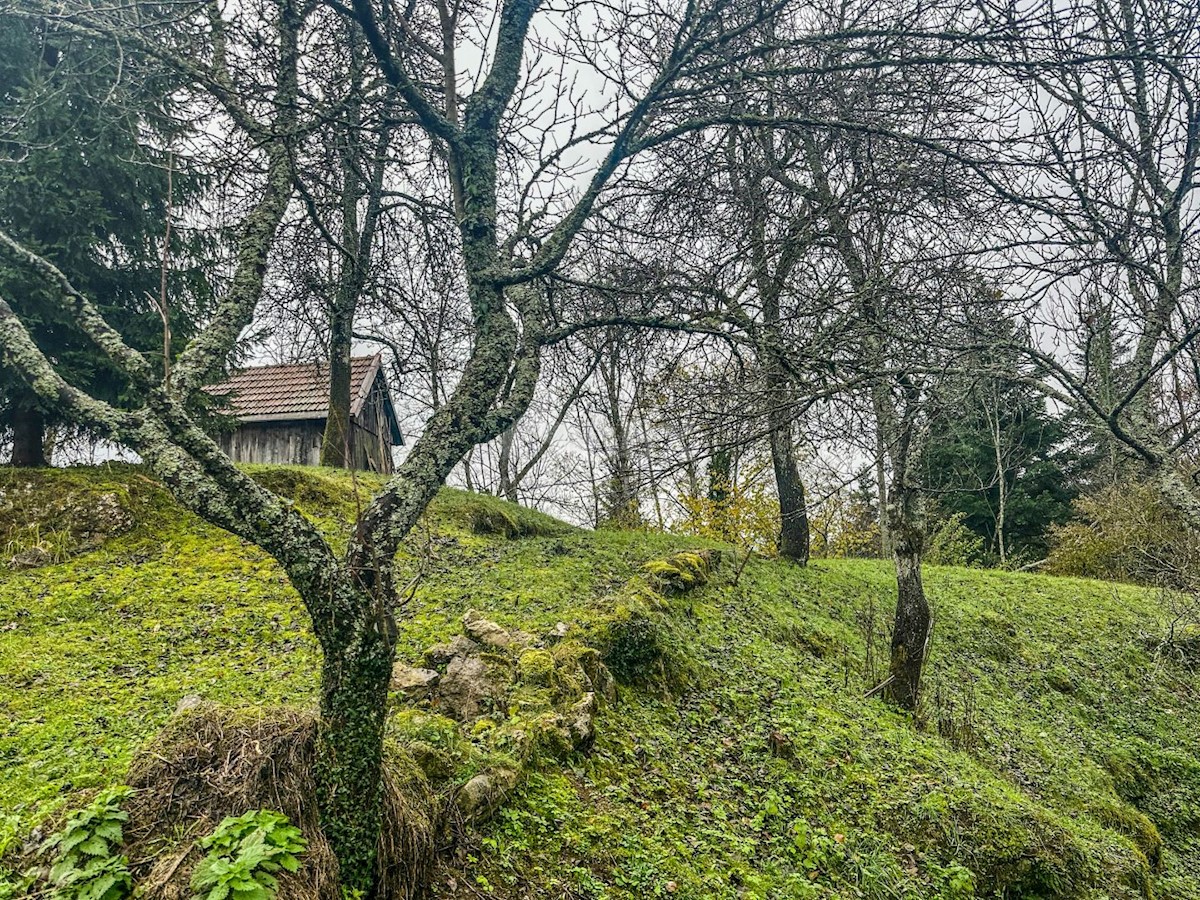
[228,354,378,373]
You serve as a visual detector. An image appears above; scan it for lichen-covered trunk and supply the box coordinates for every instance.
[9,403,47,467]
[321,308,354,468]
[883,488,930,711]
[1155,464,1200,540]
[311,577,397,893]
[767,411,809,564]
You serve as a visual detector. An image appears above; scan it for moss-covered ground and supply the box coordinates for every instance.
[1,464,1198,899]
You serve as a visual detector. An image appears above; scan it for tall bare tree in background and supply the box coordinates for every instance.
[311,24,395,468]
[982,0,1200,535]
[782,0,995,708]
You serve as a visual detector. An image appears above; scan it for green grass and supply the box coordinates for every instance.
[2,464,1198,899]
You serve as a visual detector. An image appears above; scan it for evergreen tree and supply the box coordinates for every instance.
[924,376,1076,563]
[0,16,210,465]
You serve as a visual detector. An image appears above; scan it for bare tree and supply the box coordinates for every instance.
[980,0,1200,536]
[783,3,993,708]
[309,23,396,468]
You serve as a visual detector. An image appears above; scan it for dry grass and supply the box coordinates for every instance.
[122,703,437,900]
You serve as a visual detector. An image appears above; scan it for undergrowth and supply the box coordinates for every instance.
[2,464,1199,899]
[191,810,307,900]
[44,785,134,900]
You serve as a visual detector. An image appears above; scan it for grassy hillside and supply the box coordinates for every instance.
[1,464,1198,899]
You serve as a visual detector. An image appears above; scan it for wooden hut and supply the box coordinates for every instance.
[209,354,403,473]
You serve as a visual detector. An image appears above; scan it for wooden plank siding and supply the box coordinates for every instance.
[218,421,323,467]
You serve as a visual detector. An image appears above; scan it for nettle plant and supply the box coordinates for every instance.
[43,786,135,900]
[190,810,306,900]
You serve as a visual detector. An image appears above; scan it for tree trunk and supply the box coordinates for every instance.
[497,425,518,502]
[995,466,1008,566]
[883,487,930,711]
[312,580,397,893]
[321,296,354,469]
[768,412,810,564]
[10,404,47,467]
[987,398,1008,566]
[603,442,638,527]
[708,448,732,503]
[875,424,891,558]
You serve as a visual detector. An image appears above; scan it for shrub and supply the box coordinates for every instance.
[191,810,306,900]
[1046,481,1200,587]
[678,469,780,554]
[925,512,985,567]
[43,786,135,900]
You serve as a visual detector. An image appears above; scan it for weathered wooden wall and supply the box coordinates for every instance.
[220,418,394,472]
[218,421,323,466]
[353,381,395,474]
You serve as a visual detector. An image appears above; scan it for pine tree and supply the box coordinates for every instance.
[924,376,1076,563]
[0,16,211,465]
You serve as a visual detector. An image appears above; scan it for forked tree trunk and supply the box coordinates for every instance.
[883,486,931,711]
[767,413,810,564]
[10,404,47,467]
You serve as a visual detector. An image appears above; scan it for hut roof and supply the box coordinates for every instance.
[208,353,403,443]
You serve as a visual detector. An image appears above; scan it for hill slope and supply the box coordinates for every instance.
[1,465,1198,899]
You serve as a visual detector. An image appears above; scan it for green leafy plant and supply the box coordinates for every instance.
[43,786,135,900]
[925,512,985,567]
[930,861,975,899]
[190,810,306,900]
[0,866,36,900]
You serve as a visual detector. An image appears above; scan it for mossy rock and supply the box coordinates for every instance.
[551,641,614,704]
[1091,798,1164,871]
[391,710,471,773]
[494,711,576,763]
[641,550,714,594]
[517,648,556,686]
[0,469,144,568]
[590,607,664,683]
[407,739,457,780]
